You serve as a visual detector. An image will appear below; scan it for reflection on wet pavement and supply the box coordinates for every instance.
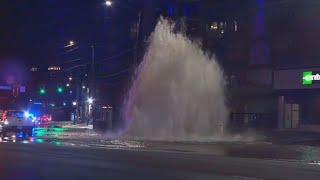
[2,125,320,164]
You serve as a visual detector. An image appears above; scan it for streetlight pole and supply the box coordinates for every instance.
[88,45,95,126]
[90,45,95,95]
[63,40,95,124]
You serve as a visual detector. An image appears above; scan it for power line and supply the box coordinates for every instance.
[103,81,124,87]
[95,48,134,64]
[64,58,83,63]
[54,47,134,73]
[58,46,79,56]
[97,68,130,78]
[51,63,88,73]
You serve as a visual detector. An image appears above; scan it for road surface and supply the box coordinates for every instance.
[0,140,320,180]
[0,125,320,179]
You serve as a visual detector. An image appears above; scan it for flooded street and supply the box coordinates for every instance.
[2,124,320,165]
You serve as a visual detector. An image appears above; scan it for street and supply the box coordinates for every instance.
[0,125,320,179]
[2,0,320,179]
[0,142,320,180]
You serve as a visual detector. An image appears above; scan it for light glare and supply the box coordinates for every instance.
[106,1,112,6]
[87,97,93,104]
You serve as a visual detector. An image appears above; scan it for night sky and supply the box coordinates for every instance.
[0,0,118,67]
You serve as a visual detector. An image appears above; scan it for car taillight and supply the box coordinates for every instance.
[2,111,7,121]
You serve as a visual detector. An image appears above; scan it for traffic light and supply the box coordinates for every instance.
[62,102,66,106]
[57,87,63,93]
[40,85,46,95]
[40,88,45,94]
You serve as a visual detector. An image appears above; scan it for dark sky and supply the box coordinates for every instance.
[0,0,114,67]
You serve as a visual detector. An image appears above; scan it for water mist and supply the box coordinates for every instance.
[123,18,229,141]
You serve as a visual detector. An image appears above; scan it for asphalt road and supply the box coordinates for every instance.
[0,142,320,180]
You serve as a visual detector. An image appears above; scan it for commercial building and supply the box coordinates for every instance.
[244,0,320,130]
[139,0,320,130]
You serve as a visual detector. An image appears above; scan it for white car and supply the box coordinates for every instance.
[1,110,35,137]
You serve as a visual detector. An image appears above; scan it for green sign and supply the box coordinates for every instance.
[302,71,320,85]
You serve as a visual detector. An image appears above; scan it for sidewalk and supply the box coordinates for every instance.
[47,122,320,146]
[264,129,320,146]
[49,121,91,129]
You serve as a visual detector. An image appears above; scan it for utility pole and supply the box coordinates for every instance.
[90,45,95,97]
[75,68,81,124]
[88,45,95,125]
[133,11,142,66]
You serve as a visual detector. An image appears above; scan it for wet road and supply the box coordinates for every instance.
[1,126,320,179]
[1,142,320,180]
[13,126,320,163]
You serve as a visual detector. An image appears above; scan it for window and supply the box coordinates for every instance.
[48,66,61,71]
[210,22,218,30]
[130,22,139,38]
[168,4,174,16]
[234,21,238,32]
[7,111,24,117]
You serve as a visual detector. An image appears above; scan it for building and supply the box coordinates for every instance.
[138,0,320,130]
[225,0,320,130]
[268,1,320,129]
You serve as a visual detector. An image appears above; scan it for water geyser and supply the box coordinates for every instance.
[123,18,228,141]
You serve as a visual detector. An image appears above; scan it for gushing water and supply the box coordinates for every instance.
[123,18,229,141]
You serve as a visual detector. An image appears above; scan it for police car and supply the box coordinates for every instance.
[0,110,35,137]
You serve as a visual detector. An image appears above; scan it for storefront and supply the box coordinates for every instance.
[274,68,320,129]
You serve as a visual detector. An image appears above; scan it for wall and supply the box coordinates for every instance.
[274,68,320,90]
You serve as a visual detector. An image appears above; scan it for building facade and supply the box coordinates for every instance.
[138,0,320,130]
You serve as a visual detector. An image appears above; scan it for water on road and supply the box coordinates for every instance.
[2,125,320,164]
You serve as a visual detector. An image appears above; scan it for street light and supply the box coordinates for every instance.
[105,0,112,6]
[69,41,75,46]
[87,97,93,104]
[82,85,86,89]
[104,1,141,65]
[69,77,72,81]
[72,101,77,106]
[66,83,70,87]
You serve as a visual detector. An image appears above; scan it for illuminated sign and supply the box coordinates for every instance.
[302,71,320,85]
[48,66,61,71]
